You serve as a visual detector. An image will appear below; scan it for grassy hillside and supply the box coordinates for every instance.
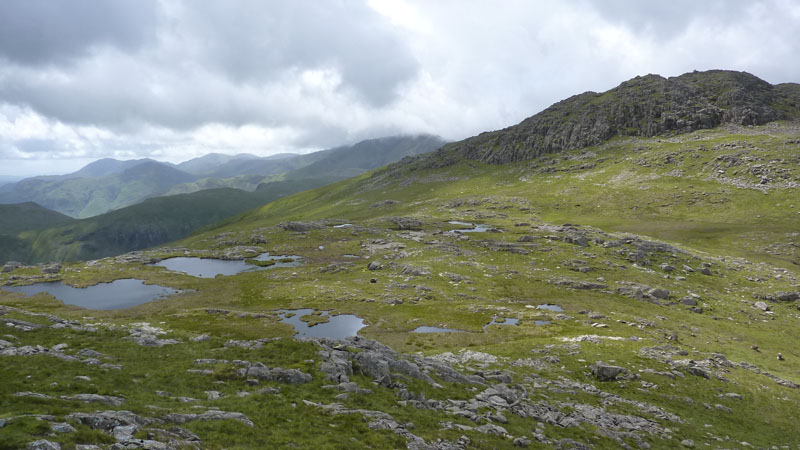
[2,72,799,449]
[2,122,797,448]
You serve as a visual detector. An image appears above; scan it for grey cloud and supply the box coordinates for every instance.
[0,0,419,134]
[586,0,761,38]
[0,0,160,65]
[178,0,419,106]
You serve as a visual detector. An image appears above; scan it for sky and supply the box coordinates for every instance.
[1,0,799,176]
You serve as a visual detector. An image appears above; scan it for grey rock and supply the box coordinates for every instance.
[649,288,670,299]
[2,261,25,273]
[686,367,710,379]
[63,393,125,406]
[754,301,770,311]
[272,368,313,384]
[367,261,383,271]
[78,348,103,358]
[681,439,695,448]
[278,221,324,232]
[513,437,531,447]
[50,422,76,433]
[27,440,61,450]
[67,410,151,431]
[591,362,627,381]
[389,217,424,230]
[679,297,698,306]
[41,263,62,274]
[164,410,254,427]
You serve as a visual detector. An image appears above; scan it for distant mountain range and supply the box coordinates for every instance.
[0,135,445,219]
[0,134,446,263]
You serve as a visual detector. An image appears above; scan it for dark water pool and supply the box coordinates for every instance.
[151,253,301,278]
[276,309,365,339]
[2,279,178,310]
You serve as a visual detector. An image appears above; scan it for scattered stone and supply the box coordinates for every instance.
[367,261,383,271]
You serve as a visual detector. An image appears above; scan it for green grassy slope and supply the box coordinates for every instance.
[2,73,800,449]
[0,123,788,448]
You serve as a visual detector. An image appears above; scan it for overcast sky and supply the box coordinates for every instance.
[1,0,799,176]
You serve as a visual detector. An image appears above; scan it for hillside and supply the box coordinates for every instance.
[0,161,197,218]
[0,203,74,263]
[410,70,800,168]
[2,71,800,449]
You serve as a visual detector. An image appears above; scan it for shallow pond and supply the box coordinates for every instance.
[412,326,467,333]
[536,304,564,312]
[534,320,552,326]
[2,279,178,310]
[152,253,301,278]
[447,221,492,233]
[482,316,520,331]
[277,309,365,339]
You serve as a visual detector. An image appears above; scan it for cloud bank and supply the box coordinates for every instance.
[0,0,798,175]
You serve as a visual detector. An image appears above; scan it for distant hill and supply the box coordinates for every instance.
[176,153,260,176]
[283,135,448,181]
[70,158,158,178]
[0,160,197,218]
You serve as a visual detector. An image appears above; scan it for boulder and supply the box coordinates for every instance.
[754,301,770,311]
[591,362,627,381]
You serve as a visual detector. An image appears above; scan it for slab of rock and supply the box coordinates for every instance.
[164,410,254,427]
[63,394,125,406]
[27,440,60,450]
[591,362,627,381]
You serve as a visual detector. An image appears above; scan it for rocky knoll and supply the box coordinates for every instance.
[412,70,800,167]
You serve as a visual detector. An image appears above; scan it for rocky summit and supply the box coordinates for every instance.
[2,70,800,449]
[413,70,800,167]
